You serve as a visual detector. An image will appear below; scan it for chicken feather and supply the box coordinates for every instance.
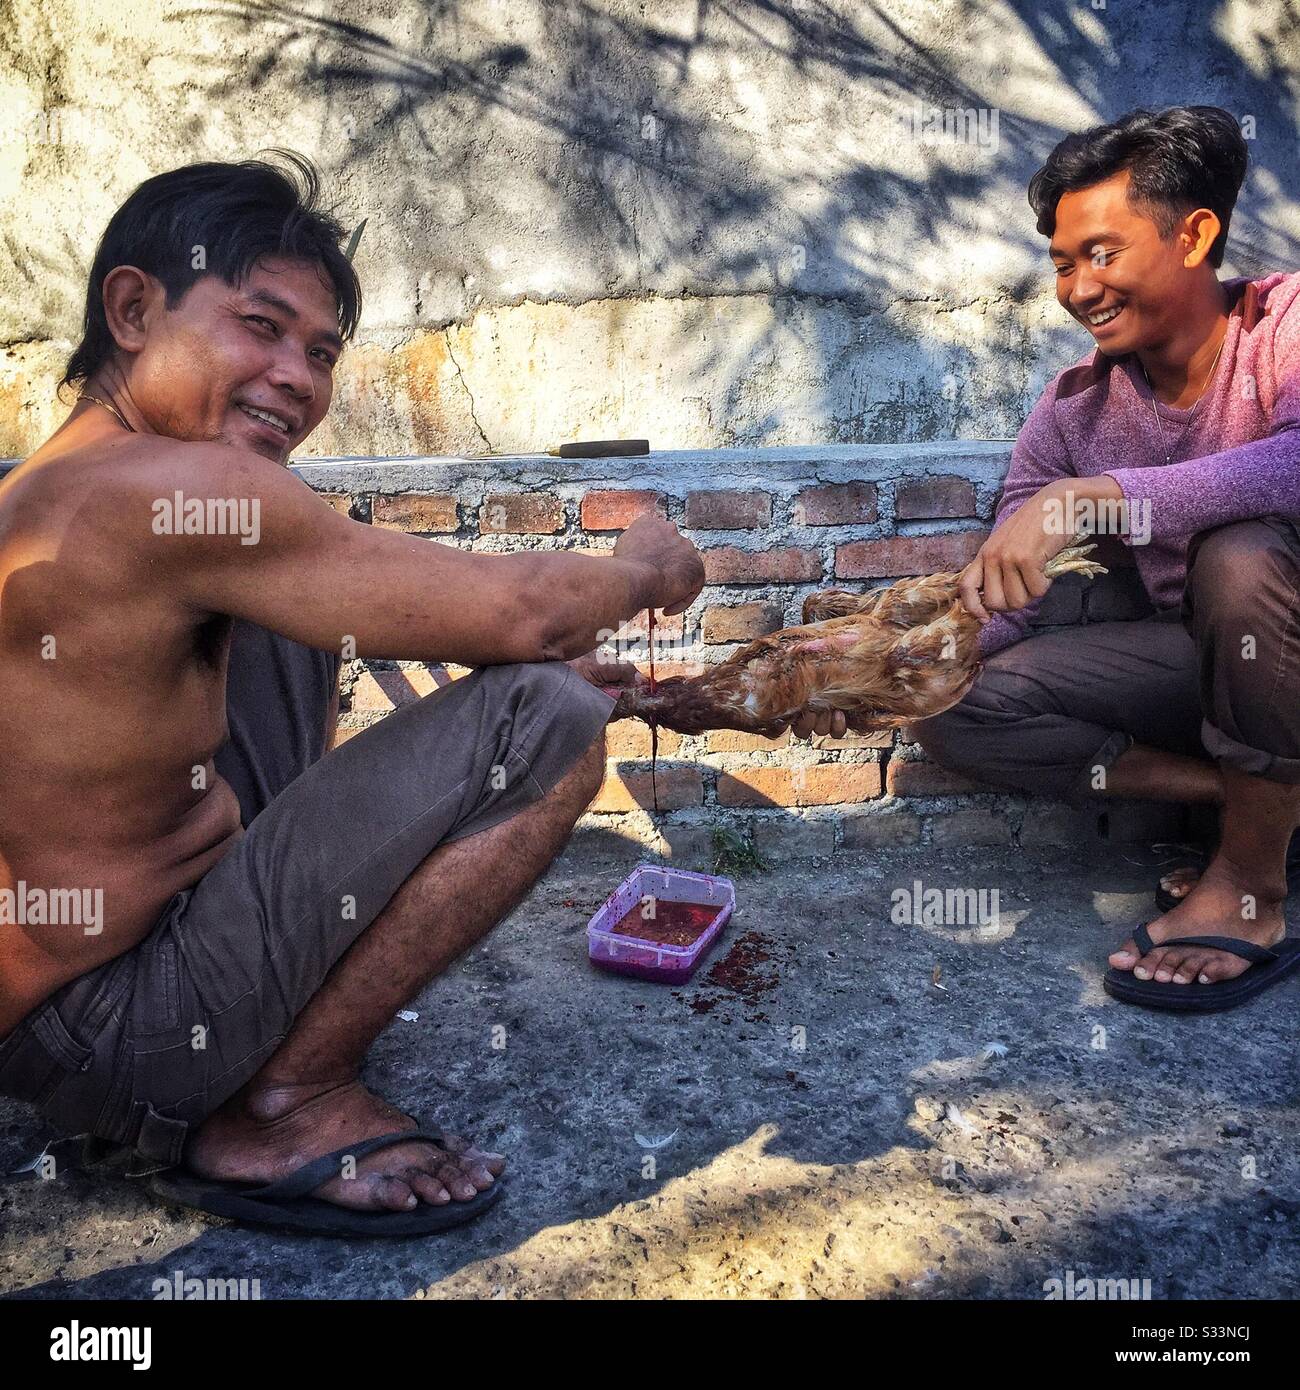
[609,533,1106,735]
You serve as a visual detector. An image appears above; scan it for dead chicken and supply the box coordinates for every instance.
[607,533,1106,735]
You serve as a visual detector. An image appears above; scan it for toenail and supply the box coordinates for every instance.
[1199,973,1210,984]
[1134,968,1149,979]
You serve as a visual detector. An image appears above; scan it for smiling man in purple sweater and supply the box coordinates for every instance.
[915,105,1300,1011]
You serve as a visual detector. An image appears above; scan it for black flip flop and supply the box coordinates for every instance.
[148,1128,504,1237]
[1103,922,1300,1013]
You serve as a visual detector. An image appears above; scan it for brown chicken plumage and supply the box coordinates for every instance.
[608,534,1106,735]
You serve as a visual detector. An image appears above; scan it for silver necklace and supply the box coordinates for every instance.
[1138,331,1225,466]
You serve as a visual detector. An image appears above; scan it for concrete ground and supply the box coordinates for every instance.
[2,841,1298,1300]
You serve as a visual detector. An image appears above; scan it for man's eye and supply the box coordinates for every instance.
[247,315,278,333]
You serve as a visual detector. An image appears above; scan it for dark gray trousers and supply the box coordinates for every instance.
[0,625,614,1166]
[914,519,1300,800]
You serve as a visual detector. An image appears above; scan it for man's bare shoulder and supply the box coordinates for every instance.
[2,434,321,542]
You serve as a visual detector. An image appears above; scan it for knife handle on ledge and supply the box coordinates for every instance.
[548,439,650,458]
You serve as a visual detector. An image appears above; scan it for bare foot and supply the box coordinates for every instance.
[1111,853,1286,986]
[1158,864,1201,901]
[185,1079,505,1213]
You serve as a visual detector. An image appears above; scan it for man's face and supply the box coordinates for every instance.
[126,255,342,464]
[1049,169,1194,357]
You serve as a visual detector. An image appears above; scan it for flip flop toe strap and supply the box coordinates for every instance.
[240,1127,449,1204]
[1131,922,1278,967]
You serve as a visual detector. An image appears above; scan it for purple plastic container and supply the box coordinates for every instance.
[587,864,736,983]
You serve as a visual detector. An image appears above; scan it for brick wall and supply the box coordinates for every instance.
[288,444,1187,867]
[0,442,1182,865]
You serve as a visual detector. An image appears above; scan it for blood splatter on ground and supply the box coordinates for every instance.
[678,929,791,1021]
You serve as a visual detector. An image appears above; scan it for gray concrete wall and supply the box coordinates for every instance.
[3,0,1299,459]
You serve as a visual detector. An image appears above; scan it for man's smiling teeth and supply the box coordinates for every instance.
[1087,306,1122,326]
[239,404,290,433]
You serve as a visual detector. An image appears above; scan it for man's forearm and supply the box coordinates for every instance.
[528,551,660,662]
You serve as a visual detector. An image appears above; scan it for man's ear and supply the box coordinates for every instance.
[100,265,165,357]
[1180,207,1222,269]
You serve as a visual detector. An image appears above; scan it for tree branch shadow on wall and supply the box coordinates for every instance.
[166,0,1300,448]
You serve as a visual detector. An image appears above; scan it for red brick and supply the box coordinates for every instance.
[895,476,978,519]
[1018,804,1098,847]
[793,482,879,526]
[317,491,354,516]
[630,659,706,682]
[372,493,459,533]
[685,489,772,530]
[605,721,684,759]
[702,602,785,644]
[480,492,564,534]
[886,758,987,795]
[609,612,685,642]
[580,490,667,530]
[705,728,792,752]
[592,767,703,812]
[703,547,822,584]
[350,666,452,711]
[835,531,986,579]
[752,819,836,860]
[716,764,881,807]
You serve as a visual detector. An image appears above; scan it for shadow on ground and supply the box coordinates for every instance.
[2,842,1298,1299]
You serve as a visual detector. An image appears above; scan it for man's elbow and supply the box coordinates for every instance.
[496,557,614,663]
[532,613,600,663]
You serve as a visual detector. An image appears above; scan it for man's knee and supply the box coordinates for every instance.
[1188,520,1290,623]
[480,659,609,790]
[911,699,985,775]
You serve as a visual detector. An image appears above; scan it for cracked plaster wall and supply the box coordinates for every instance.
[3,0,1300,459]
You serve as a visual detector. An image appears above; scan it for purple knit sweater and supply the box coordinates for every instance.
[980,272,1300,655]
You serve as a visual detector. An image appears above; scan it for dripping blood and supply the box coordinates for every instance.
[647,607,658,812]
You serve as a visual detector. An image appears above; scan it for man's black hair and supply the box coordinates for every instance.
[60,150,362,396]
[1028,106,1249,268]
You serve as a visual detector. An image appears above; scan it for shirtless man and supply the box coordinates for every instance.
[0,153,864,1234]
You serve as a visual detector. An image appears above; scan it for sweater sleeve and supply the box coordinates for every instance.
[977,383,1077,657]
[1104,301,1300,540]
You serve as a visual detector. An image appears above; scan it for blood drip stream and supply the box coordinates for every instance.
[647,608,658,812]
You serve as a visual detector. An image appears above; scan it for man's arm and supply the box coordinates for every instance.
[962,388,1078,653]
[1105,295,1300,540]
[113,444,697,666]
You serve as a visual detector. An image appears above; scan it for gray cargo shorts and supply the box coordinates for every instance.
[0,623,615,1168]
